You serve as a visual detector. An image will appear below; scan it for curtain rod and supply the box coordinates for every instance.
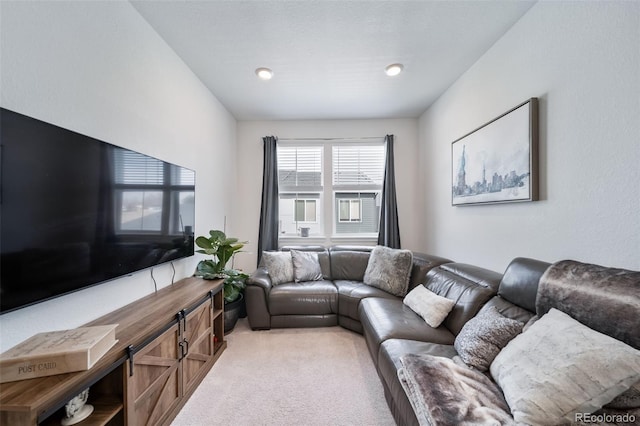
[277,136,385,141]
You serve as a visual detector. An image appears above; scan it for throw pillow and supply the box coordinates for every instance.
[262,251,294,285]
[363,245,413,297]
[490,308,640,425]
[454,306,524,372]
[291,250,323,282]
[403,285,455,328]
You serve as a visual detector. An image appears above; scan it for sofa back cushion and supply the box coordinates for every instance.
[480,257,552,324]
[498,257,550,313]
[426,263,500,335]
[407,252,453,292]
[536,260,640,349]
[329,247,372,281]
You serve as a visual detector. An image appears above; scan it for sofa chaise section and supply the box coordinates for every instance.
[374,257,551,426]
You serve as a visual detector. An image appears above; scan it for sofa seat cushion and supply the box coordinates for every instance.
[359,297,455,363]
[335,280,397,321]
[378,339,457,426]
[268,280,338,315]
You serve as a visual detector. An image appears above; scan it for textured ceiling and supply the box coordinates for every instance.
[131,1,535,120]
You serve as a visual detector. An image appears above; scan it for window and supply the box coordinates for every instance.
[295,199,317,222]
[338,199,361,222]
[277,145,323,236]
[277,140,385,238]
[114,149,195,234]
[332,144,385,235]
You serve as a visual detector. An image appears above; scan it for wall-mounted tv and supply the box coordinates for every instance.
[0,108,195,314]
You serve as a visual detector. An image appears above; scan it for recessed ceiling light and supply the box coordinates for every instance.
[255,67,273,80]
[385,63,404,77]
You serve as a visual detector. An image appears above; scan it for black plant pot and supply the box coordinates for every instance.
[239,294,247,318]
[224,293,244,334]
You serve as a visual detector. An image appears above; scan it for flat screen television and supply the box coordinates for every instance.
[0,107,195,314]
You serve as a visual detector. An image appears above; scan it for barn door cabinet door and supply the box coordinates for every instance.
[181,299,214,395]
[124,291,222,426]
[125,323,181,426]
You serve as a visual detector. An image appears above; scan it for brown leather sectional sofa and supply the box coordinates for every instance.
[245,245,451,333]
[245,246,639,425]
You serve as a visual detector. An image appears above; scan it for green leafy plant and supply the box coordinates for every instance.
[194,230,248,303]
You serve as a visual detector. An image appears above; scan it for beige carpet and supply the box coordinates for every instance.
[172,318,396,426]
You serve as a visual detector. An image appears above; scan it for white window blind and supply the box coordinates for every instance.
[115,150,164,185]
[114,150,195,186]
[332,145,385,186]
[171,166,195,186]
[278,146,323,191]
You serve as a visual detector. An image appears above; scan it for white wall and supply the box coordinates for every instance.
[0,1,236,351]
[234,119,421,272]
[419,1,640,272]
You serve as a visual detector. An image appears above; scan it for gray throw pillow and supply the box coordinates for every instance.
[454,306,524,372]
[291,250,323,282]
[262,251,294,285]
[490,308,640,425]
[363,245,413,297]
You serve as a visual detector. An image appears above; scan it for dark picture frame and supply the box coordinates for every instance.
[452,98,538,206]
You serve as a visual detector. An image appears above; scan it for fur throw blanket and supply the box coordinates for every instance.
[398,354,514,426]
[536,260,640,350]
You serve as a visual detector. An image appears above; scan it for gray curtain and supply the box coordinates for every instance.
[257,136,279,266]
[378,134,401,248]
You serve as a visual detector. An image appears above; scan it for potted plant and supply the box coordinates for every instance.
[193,230,248,333]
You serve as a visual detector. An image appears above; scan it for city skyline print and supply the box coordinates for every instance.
[452,98,538,206]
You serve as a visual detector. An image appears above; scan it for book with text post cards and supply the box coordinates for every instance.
[0,324,118,383]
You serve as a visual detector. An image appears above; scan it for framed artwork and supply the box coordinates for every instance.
[452,98,538,206]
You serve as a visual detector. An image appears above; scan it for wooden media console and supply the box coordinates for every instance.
[0,277,226,425]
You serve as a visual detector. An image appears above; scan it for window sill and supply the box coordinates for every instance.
[278,235,378,247]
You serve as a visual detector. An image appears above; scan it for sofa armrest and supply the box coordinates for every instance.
[245,267,272,329]
[247,267,273,291]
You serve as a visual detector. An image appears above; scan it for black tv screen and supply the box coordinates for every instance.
[0,108,195,313]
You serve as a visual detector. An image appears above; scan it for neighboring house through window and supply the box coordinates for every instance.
[277,139,385,240]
